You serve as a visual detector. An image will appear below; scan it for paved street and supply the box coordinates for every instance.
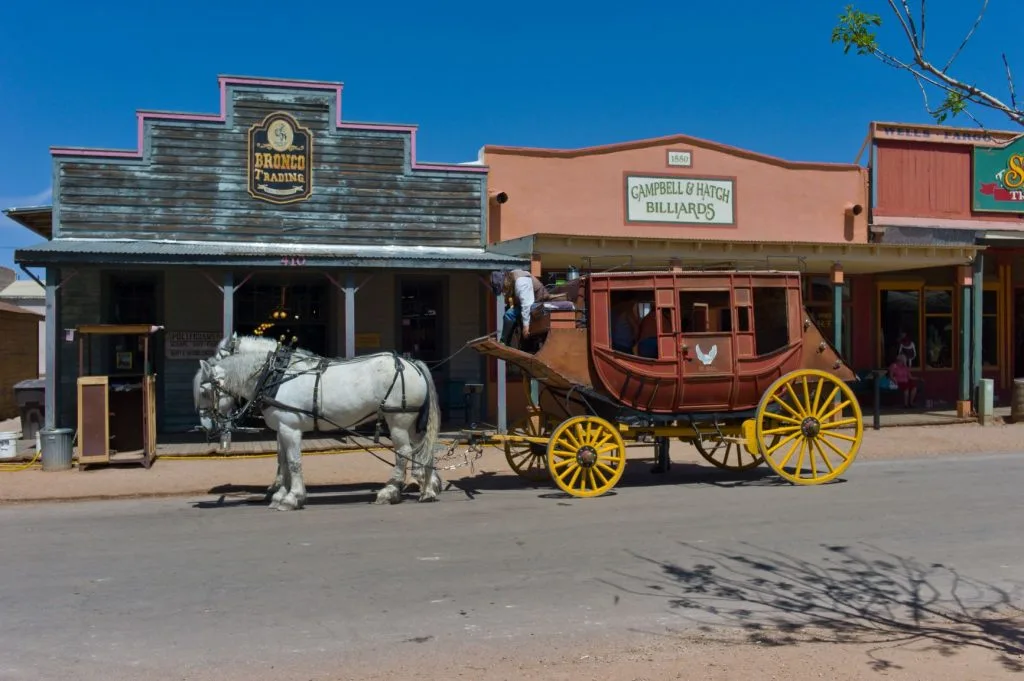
[2,452,1023,680]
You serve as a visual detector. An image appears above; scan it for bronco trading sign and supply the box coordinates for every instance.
[972,135,1024,214]
[247,112,313,204]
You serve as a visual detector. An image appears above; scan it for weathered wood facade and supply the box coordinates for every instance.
[12,75,527,436]
[54,80,487,246]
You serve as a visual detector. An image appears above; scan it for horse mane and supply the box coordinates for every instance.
[228,335,319,359]
[214,349,273,400]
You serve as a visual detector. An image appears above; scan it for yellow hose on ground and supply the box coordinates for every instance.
[0,448,42,472]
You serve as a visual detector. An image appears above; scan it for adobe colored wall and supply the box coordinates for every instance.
[484,137,869,244]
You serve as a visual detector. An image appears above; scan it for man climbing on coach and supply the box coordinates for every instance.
[490,268,550,346]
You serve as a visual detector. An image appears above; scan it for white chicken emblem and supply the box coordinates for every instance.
[695,344,718,366]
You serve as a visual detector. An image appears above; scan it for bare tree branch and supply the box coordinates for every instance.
[942,0,989,73]
[1004,54,1019,111]
[887,0,920,54]
[919,0,926,51]
[832,1,1023,128]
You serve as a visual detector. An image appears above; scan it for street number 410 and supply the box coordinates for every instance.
[281,256,307,266]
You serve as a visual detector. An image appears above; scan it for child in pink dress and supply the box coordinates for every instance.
[888,354,917,407]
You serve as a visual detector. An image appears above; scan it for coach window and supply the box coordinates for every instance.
[751,286,789,355]
[610,289,654,355]
[678,290,732,333]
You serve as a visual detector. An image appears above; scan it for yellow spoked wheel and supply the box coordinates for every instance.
[547,415,627,498]
[504,413,558,482]
[693,434,776,471]
[755,369,864,485]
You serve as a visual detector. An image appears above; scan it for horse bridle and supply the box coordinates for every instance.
[196,353,271,443]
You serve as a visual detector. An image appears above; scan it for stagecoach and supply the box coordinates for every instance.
[469,269,863,498]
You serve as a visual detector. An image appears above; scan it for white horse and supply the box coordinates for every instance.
[193,335,443,510]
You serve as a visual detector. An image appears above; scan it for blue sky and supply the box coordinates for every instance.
[0,0,1019,273]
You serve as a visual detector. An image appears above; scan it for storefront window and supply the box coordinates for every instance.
[923,288,954,369]
[878,288,921,367]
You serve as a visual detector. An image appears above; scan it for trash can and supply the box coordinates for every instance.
[40,427,74,471]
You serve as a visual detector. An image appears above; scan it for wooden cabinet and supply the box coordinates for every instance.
[75,325,162,470]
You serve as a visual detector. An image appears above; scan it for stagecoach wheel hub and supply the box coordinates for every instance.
[800,416,821,438]
[576,445,598,468]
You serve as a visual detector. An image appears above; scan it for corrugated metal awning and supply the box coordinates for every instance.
[14,238,530,270]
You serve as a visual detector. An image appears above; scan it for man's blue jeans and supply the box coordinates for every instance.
[501,306,521,344]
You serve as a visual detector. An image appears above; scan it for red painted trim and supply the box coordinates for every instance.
[50,75,487,173]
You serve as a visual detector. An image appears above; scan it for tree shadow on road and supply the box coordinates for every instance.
[603,542,1024,673]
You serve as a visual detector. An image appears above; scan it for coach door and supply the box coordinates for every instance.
[677,281,735,410]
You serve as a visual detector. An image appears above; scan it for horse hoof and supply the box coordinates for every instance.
[277,495,301,511]
[417,494,439,503]
[374,486,402,505]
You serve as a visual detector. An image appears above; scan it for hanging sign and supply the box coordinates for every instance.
[973,136,1024,213]
[624,174,736,225]
[166,331,221,360]
[247,112,314,204]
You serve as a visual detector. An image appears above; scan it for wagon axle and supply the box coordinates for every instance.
[575,445,599,468]
[800,416,822,439]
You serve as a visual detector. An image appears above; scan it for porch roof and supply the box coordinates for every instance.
[13,238,529,270]
[488,233,981,275]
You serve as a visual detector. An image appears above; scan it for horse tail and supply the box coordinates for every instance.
[410,359,441,460]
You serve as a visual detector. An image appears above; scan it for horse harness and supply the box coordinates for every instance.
[207,341,429,442]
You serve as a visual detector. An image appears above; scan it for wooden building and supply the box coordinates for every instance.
[7,75,526,434]
[864,121,1024,410]
[0,302,43,420]
[480,134,980,423]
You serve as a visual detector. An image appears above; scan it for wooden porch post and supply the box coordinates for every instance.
[344,273,356,359]
[221,271,234,340]
[958,265,973,418]
[44,267,58,430]
[496,294,507,433]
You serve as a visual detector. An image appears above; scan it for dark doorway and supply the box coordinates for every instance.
[1014,289,1024,379]
[399,279,444,364]
[235,282,328,356]
[105,275,161,376]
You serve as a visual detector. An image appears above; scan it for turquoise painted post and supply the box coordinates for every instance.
[530,379,540,406]
[972,255,984,404]
[960,280,972,404]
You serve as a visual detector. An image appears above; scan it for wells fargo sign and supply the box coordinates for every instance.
[247,112,313,204]
[973,136,1024,213]
[624,174,736,225]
